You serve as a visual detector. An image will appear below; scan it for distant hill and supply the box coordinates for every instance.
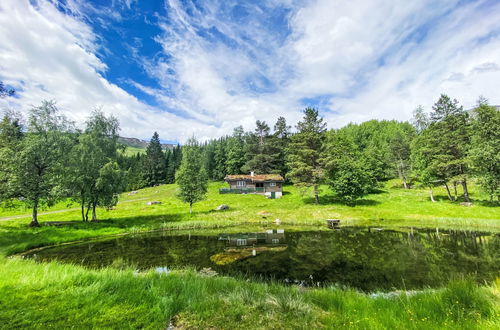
[118,137,176,151]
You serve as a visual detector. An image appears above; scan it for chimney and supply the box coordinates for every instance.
[250,171,255,177]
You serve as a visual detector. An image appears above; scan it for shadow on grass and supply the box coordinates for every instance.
[303,195,381,206]
[0,213,189,255]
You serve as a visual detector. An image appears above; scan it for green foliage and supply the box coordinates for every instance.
[225,126,245,175]
[469,100,500,201]
[13,101,75,226]
[337,120,415,182]
[272,116,291,177]
[213,137,227,180]
[166,145,182,184]
[67,110,123,221]
[286,108,326,203]
[412,94,472,202]
[242,120,281,174]
[144,132,167,186]
[323,131,373,204]
[175,138,208,213]
[0,111,23,203]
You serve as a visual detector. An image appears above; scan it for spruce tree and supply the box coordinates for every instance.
[225,126,245,174]
[286,107,326,204]
[144,132,167,186]
[213,137,227,180]
[272,116,291,177]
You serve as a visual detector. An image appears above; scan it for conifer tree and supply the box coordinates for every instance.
[213,137,227,180]
[286,107,326,204]
[225,126,245,174]
[272,116,291,177]
[144,132,166,186]
[242,120,279,174]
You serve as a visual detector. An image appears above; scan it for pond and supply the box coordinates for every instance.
[24,227,499,291]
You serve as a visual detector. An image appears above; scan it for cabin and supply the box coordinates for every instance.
[219,229,286,247]
[221,172,284,198]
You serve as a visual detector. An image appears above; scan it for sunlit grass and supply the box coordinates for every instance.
[0,179,498,328]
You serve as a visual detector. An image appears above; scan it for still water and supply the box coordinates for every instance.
[25,227,499,291]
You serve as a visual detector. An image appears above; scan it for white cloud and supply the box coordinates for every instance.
[0,0,219,142]
[1,0,500,142]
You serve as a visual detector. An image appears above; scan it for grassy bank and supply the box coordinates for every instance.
[0,180,499,328]
[1,258,498,329]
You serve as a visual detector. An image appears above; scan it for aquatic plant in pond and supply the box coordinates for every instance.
[24,227,499,291]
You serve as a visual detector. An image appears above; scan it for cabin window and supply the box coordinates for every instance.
[236,181,246,187]
[272,239,279,244]
[236,239,247,246]
[269,182,276,187]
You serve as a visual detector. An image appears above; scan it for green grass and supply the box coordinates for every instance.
[0,180,499,328]
[120,145,146,156]
[1,258,498,329]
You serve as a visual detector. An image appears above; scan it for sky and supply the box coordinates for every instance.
[1,0,500,143]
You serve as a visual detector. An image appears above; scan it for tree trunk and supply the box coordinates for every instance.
[443,182,453,201]
[189,202,193,214]
[453,182,458,201]
[314,185,320,204]
[85,202,91,222]
[29,201,40,227]
[398,159,408,189]
[81,196,85,222]
[91,201,97,221]
[429,187,435,202]
[462,178,471,203]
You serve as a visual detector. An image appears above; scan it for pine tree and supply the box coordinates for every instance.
[286,107,326,204]
[429,94,471,202]
[176,137,208,213]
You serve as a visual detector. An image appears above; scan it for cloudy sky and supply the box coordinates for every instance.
[1,0,499,142]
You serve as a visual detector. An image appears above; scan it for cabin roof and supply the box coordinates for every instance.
[225,174,284,182]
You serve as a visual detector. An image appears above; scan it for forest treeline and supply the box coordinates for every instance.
[0,81,499,226]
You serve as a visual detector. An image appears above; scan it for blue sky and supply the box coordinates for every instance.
[1,0,500,142]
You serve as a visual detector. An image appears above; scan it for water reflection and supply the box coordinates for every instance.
[24,227,499,291]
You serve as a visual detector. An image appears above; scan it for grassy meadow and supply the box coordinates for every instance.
[0,180,499,328]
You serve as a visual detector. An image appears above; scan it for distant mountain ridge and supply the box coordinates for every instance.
[118,137,176,150]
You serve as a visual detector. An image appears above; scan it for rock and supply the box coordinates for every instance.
[275,218,281,225]
[216,204,229,211]
[147,201,161,205]
[128,191,138,195]
[460,202,473,207]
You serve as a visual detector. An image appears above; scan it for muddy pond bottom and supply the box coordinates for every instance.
[25,227,499,291]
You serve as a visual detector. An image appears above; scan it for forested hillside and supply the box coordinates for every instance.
[0,89,498,226]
